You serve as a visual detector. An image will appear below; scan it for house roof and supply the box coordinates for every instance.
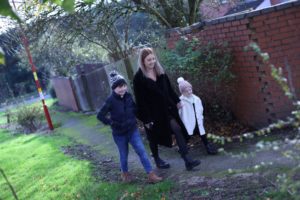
[225,0,265,15]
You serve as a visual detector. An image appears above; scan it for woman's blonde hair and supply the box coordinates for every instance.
[138,47,165,76]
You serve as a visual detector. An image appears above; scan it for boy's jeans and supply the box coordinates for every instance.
[113,129,153,173]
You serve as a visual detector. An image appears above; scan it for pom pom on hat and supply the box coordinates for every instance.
[177,77,185,84]
[109,70,127,89]
[109,71,118,78]
[177,77,192,94]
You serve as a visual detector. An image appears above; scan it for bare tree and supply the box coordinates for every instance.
[117,0,203,28]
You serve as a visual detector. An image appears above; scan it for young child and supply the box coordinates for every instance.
[177,77,218,155]
[97,71,162,183]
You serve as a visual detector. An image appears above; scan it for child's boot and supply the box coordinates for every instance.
[121,172,133,183]
[148,171,163,183]
[200,135,218,155]
[182,154,201,171]
[205,142,218,155]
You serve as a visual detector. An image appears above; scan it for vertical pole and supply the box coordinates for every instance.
[80,70,93,110]
[11,0,54,130]
[22,36,54,130]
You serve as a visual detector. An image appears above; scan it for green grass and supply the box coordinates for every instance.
[0,116,173,200]
[46,99,99,128]
[0,129,93,200]
[82,114,99,127]
[0,112,7,125]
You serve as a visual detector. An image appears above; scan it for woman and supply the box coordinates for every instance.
[133,47,200,171]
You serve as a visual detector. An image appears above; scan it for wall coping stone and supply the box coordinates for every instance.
[246,10,262,17]
[275,1,294,10]
[190,22,204,30]
[166,0,300,37]
[295,0,300,5]
[260,6,276,14]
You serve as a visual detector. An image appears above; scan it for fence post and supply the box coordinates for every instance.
[80,70,94,110]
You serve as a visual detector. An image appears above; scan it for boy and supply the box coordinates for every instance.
[97,71,162,183]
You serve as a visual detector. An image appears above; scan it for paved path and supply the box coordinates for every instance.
[58,112,297,178]
[55,111,299,199]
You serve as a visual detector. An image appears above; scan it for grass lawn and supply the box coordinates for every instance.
[0,102,173,200]
[0,112,6,125]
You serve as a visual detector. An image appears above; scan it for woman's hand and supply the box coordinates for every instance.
[144,122,154,130]
[177,102,183,109]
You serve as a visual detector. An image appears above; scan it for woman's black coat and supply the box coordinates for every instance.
[133,68,189,147]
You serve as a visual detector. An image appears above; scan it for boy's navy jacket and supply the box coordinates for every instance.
[97,92,137,135]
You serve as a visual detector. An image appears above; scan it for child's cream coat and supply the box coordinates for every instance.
[178,94,206,136]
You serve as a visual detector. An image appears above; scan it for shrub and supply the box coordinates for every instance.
[14,105,44,133]
[159,37,235,122]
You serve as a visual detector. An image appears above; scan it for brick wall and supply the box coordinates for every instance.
[166,1,300,128]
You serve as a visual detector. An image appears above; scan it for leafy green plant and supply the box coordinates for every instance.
[244,42,300,129]
[159,37,235,122]
[239,42,300,199]
[160,37,234,81]
[207,42,300,143]
[14,105,44,133]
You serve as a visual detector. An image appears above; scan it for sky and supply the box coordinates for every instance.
[0,17,17,34]
[0,0,23,34]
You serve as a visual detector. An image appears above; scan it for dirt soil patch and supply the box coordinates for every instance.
[61,143,279,199]
[62,144,121,183]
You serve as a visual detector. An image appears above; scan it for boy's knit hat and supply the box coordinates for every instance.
[177,77,192,94]
[109,71,127,89]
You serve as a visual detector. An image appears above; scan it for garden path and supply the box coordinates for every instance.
[59,113,298,199]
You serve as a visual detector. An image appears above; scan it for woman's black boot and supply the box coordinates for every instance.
[153,156,170,169]
[182,154,201,171]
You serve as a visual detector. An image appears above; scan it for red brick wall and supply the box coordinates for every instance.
[166,2,300,128]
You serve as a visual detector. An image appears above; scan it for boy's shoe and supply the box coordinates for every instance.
[147,171,163,183]
[206,143,218,155]
[154,157,170,169]
[121,172,133,183]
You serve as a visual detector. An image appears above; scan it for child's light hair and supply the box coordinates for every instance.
[138,47,165,76]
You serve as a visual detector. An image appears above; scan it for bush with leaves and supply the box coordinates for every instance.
[14,105,44,133]
[244,42,300,199]
[159,37,235,122]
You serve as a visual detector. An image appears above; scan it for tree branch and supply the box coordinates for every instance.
[131,0,172,28]
[188,0,201,25]
[0,168,19,200]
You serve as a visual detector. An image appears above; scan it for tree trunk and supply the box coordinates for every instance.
[123,57,134,86]
[188,0,201,25]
